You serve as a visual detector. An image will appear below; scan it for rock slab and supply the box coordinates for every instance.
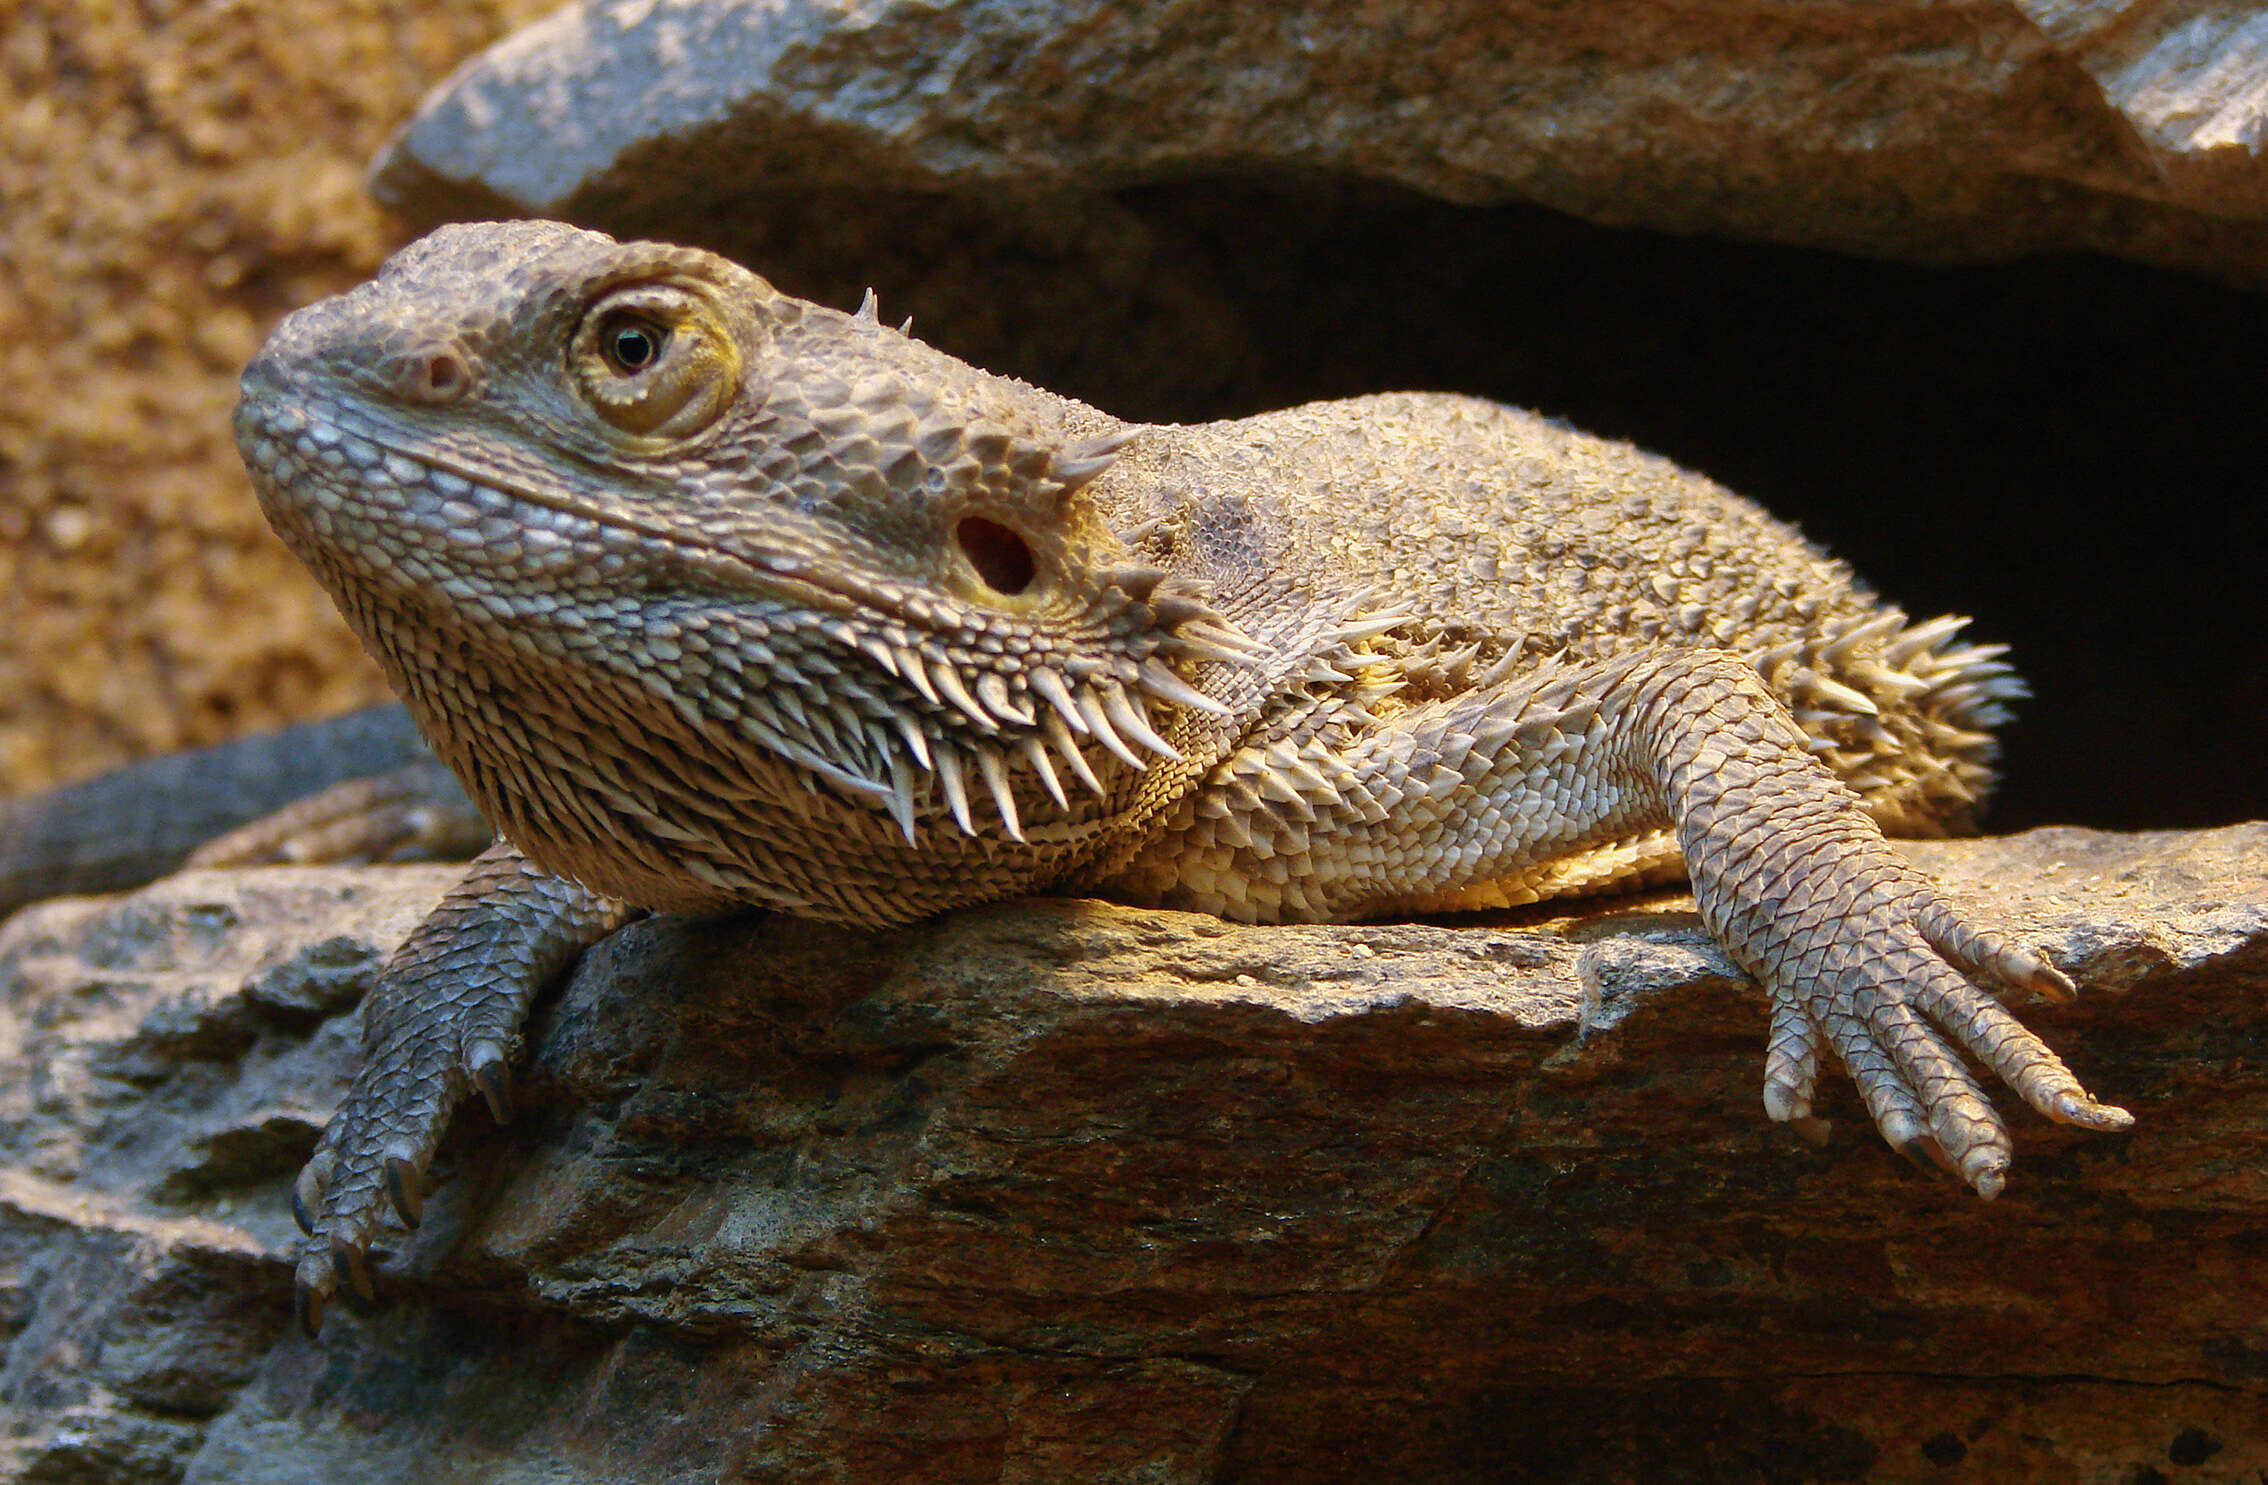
[1,824,2265,1482]
[376,0,2268,284]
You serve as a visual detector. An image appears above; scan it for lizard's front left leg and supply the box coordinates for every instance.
[1113,649,2130,1190]
[292,840,631,1332]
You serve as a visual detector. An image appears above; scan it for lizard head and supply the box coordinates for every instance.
[236,221,1255,905]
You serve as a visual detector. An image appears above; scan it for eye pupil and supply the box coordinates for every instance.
[573,293,733,437]
[604,318,666,373]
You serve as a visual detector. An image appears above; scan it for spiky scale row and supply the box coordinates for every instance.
[731,608,1217,846]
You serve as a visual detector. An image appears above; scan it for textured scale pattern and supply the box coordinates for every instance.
[232,221,2130,1331]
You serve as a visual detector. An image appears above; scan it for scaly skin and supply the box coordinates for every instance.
[233,221,2130,1330]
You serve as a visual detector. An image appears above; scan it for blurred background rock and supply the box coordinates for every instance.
[0,1,553,793]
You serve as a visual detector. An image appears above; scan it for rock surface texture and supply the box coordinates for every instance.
[376,0,2268,285]
[0,824,2262,1483]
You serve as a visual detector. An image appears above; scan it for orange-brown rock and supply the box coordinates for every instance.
[0,1,554,798]
[377,0,2268,284]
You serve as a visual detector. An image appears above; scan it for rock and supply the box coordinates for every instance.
[2016,0,2268,214]
[1,825,2264,1482]
[374,0,2268,285]
[0,1,554,803]
[0,707,468,919]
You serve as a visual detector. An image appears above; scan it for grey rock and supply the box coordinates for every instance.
[374,0,2268,285]
[0,707,450,920]
[0,826,2264,1481]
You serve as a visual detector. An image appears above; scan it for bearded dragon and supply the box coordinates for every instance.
[233,220,2130,1330]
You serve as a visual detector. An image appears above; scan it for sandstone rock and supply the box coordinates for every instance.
[0,1,556,801]
[2016,0,2268,213]
[0,825,2263,1482]
[374,0,2268,285]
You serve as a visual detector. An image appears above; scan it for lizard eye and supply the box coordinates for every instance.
[570,286,738,439]
[599,314,668,375]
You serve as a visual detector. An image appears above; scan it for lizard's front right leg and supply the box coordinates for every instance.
[292,840,630,1333]
[1111,648,2130,1190]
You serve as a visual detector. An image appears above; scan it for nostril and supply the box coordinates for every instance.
[421,353,468,400]
[390,345,475,405]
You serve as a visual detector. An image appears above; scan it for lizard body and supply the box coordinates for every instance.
[233,221,2129,1328]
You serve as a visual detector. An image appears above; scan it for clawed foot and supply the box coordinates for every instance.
[1756,876,2130,1197]
[290,1039,513,1334]
[283,843,626,1332]
[288,988,521,1333]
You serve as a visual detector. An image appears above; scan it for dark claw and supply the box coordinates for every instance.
[295,1281,327,1339]
[292,1149,334,1236]
[385,1156,425,1228]
[470,1049,515,1123]
[2032,962,2077,1002]
[1787,1114,1833,1148]
[333,1242,379,1308]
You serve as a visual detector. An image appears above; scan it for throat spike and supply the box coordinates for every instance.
[889,711,933,771]
[1030,668,1090,735]
[976,671,1035,727]
[1137,657,1231,716]
[895,647,942,707]
[976,747,1024,842]
[1101,681,1181,761]
[1045,710,1106,797]
[1022,736,1068,809]
[933,744,976,836]
[1076,685,1147,769]
[884,753,920,843]
[928,661,997,731]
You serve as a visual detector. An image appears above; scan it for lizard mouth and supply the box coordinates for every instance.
[238,379,1260,671]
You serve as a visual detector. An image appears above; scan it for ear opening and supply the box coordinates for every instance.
[955,516,1037,596]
